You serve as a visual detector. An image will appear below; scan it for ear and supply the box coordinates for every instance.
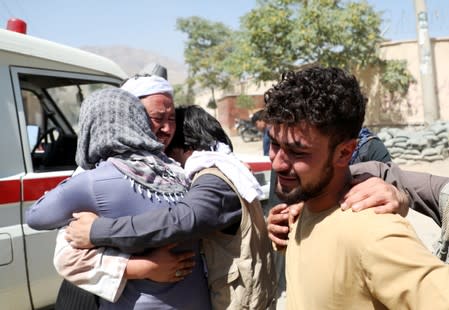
[184,149,194,158]
[333,139,357,167]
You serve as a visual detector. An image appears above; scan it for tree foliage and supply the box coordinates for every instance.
[236,94,255,110]
[229,0,413,95]
[379,59,415,97]
[173,83,195,107]
[177,0,414,103]
[225,2,297,81]
[176,16,234,99]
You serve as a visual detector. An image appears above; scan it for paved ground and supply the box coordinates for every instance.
[230,135,448,308]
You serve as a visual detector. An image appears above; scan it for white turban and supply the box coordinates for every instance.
[121,75,173,98]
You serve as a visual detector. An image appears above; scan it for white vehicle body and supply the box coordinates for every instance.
[0,27,127,309]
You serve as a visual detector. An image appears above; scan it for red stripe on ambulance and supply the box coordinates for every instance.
[23,176,69,201]
[0,176,69,204]
[246,161,272,173]
[0,179,21,204]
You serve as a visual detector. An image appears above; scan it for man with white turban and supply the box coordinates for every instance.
[121,74,175,148]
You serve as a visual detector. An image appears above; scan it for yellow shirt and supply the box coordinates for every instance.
[286,206,449,309]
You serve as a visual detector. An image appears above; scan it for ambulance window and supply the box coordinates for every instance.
[22,90,56,134]
[46,83,113,134]
[19,76,116,172]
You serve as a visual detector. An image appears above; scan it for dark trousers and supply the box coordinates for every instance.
[55,279,98,310]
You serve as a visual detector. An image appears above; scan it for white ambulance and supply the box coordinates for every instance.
[0,20,127,309]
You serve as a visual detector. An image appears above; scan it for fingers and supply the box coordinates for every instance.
[267,203,289,226]
[268,233,288,248]
[64,222,94,249]
[341,178,375,210]
[348,194,393,213]
[341,177,406,215]
[71,211,99,221]
[169,267,193,282]
[269,203,288,215]
[341,190,370,211]
[170,259,195,282]
[267,203,290,249]
[162,243,179,251]
[175,251,195,262]
[267,215,289,245]
[164,244,195,262]
[288,202,303,225]
[169,249,196,271]
[350,173,375,186]
[267,221,288,235]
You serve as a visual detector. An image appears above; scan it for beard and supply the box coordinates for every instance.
[275,154,334,205]
[157,133,173,149]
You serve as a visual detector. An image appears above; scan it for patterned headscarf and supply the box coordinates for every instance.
[76,88,163,169]
[75,88,189,198]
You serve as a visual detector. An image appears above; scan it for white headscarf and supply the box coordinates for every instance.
[121,75,173,98]
[184,143,264,203]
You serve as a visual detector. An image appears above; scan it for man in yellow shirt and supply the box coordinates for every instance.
[263,66,449,309]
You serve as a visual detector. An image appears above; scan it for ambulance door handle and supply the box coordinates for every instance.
[0,233,13,266]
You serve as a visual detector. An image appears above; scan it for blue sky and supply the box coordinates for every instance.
[1,0,448,64]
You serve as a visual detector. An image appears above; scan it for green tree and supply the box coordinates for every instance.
[236,94,255,110]
[173,83,195,107]
[225,2,297,81]
[227,0,413,95]
[176,16,235,108]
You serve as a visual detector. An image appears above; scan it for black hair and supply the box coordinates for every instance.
[263,66,366,147]
[251,109,265,124]
[166,105,233,153]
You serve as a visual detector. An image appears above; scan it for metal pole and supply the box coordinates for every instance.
[414,0,439,124]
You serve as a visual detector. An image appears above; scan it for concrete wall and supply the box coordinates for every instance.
[364,37,449,127]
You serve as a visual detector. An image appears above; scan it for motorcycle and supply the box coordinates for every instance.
[234,118,262,142]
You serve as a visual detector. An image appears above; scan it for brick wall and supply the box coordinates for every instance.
[216,95,265,135]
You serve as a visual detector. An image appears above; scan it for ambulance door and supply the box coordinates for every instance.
[10,66,121,309]
[0,65,33,309]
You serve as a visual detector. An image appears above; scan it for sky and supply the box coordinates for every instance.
[1,0,448,64]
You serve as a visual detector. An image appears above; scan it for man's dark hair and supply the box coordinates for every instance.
[263,66,366,147]
[251,109,265,125]
[167,105,233,153]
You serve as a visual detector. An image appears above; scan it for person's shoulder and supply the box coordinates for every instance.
[338,208,412,243]
[192,171,239,200]
[82,160,124,181]
[193,172,231,188]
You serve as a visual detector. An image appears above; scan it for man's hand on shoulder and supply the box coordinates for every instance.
[341,175,409,217]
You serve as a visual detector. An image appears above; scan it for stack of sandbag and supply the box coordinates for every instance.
[377,121,449,164]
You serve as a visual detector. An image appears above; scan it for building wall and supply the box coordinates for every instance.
[216,95,265,135]
[366,37,449,127]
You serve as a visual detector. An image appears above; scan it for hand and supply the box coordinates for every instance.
[288,202,304,227]
[65,212,98,249]
[341,175,409,217]
[126,243,196,283]
[267,203,290,250]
